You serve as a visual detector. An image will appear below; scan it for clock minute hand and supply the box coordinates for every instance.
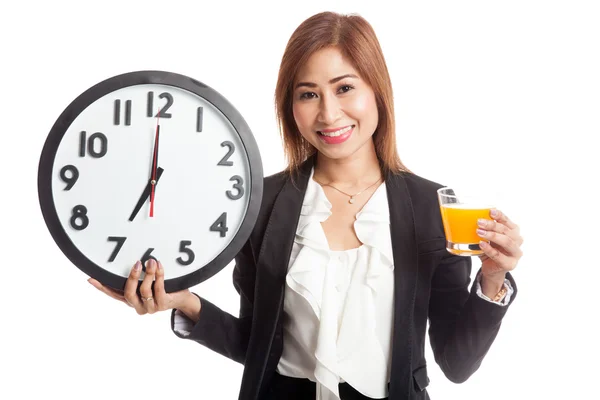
[129,167,164,222]
[149,109,161,217]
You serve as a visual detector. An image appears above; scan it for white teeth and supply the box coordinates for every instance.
[319,126,353,137]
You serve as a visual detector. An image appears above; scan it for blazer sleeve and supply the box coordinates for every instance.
[169,238,256,365]
[427,251,517,383]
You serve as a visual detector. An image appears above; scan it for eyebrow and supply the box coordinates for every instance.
[295,74,359,89]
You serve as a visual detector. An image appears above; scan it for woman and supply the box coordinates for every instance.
[89,11,523,400]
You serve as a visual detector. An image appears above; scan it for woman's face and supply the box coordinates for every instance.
[292,47,379,161]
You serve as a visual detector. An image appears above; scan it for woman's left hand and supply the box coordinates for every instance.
[476,209,524,282]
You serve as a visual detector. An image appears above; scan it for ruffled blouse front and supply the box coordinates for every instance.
[275,167,395,400]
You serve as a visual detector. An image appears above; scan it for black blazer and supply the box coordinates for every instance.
[171,155,517,400]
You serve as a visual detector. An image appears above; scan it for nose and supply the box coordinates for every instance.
[317,92,341,125]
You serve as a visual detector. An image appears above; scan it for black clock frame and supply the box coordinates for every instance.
[38,70,263,293]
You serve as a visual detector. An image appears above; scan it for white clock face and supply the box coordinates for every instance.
[50,83,252,281]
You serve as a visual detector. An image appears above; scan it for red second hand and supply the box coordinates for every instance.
[149,108,160,217]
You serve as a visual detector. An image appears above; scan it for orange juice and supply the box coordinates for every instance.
[440,204,493,254]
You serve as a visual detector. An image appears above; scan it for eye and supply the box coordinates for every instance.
[299,91,317,100]
[338,84,354,94]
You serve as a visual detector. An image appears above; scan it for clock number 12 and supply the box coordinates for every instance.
[147,91,173,118]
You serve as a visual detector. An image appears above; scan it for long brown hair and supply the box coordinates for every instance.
[274,11,412,179]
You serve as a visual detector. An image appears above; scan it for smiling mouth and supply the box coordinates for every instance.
[317,125,355,137]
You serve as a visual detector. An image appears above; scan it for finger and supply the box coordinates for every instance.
[140,259,157,314]
[477,228,521,258]
[478,218,520,242]
[124,261,145,313]
[88,278,129,305]
[153,261,166,310]
[490,209,518,231]
[479,241,516,271]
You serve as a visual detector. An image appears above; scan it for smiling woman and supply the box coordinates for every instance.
[82,10,523,400]
[275,13,406,181]
[170,11,522,400]
[292,50,379,153]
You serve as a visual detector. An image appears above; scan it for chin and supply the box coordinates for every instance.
[315,146,359,161]
[315,138,374,161]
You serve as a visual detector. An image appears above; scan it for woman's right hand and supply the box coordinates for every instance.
[88,259,191,315]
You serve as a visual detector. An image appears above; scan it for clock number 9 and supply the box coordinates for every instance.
[70,205,89,231]
[60,165,79,190]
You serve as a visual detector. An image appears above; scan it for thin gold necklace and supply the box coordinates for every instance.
[314,176,382,204]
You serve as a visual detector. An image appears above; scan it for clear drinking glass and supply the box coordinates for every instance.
[437,187,496,256]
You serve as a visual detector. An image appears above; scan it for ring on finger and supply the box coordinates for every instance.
[141,296,154,302]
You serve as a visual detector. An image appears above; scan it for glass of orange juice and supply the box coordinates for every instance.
[437,187,496,256]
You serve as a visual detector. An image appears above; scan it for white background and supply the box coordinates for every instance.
[2,0,599,399]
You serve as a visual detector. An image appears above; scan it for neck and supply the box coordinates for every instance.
[313,140,382,189]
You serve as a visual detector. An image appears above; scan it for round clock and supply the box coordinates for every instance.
[38,70,263,293]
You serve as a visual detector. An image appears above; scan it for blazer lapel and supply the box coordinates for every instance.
[240,156,314,400]
[386,171,419,398]
[256,156,314,284]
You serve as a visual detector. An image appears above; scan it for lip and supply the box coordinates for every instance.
[317,125,354,145]
[318,125,354,134]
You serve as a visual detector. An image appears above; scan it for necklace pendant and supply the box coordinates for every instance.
[349,197,355,204]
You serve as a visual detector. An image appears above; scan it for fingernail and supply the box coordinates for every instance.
[477,219,487,227]
[134,261,141,271]
[491,209,499,217]
[477,229,486,236]
[157,262,163,270]
[480,241,488,248]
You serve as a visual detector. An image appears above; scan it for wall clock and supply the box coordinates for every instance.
[38,70,263,293]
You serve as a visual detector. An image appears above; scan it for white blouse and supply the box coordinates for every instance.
[172,167,514,400]
[275,166,395,400]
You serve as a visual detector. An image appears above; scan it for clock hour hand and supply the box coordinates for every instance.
[129,167,164,222]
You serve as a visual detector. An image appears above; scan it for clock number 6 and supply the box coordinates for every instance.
[141,248,157,271]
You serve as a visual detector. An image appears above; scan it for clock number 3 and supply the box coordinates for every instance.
[227,175,244,200]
